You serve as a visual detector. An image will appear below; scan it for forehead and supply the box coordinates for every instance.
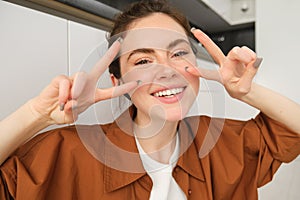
[118,13,189,54]
[128,13,185,31]
[128,13,186,33]
[119,28,190,56]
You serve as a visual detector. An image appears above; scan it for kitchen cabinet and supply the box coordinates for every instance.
[0,1,68,124]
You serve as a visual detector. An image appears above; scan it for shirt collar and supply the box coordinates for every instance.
[103,111,205,193]
[176,117,206,182]
[135,131,180,173]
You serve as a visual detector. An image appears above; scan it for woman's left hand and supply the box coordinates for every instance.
[188,28,263,100]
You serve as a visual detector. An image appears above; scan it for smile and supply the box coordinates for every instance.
[152,87,185,98]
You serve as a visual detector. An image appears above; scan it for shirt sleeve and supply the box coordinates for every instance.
[0,169,13,200]
[253,113,300,187]
[0,128,70,199]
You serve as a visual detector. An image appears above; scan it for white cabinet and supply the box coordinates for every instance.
[0,1,68,122]
[68,21,116,124]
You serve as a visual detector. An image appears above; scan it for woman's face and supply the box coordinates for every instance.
[117,13,200,124]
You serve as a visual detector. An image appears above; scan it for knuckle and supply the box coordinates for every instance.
[52,74,69,84]
[228,46,240,57]
[241,46,250,50]
[232,46,241,53]
[241,46,256,59]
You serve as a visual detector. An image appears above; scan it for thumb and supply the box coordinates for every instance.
[94,80,141,102]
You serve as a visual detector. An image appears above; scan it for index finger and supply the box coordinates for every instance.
[191,28,226,65]
[89,38,122,80]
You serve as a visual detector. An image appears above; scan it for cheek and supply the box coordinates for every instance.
[174,62,199,91]
[182,56,199,92]
[122,68,155,83]
[186,74,200,94]
[193,76,200,89]
[129,85,150,103]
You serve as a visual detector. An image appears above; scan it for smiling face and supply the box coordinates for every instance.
[115,13,200,125]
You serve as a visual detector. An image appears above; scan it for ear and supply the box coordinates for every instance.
[110,74,119,86]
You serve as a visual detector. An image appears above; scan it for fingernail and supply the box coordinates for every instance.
[59,103,65,111]
[254,57,263,68]
[72,105,77,110]
[190,27,196,32]
[136,80,142,85]
[124,93,131,101]
[185,66,189,72]
[117,37,123,44]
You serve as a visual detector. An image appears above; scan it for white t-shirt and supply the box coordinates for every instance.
[135,134,187,200]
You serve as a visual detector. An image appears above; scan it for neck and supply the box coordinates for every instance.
[134,116,179,164]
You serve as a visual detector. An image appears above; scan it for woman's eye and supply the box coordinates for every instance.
[135,59,150,65]
[172,50,188,58]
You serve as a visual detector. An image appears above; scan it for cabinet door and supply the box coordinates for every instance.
[0,1,68,123]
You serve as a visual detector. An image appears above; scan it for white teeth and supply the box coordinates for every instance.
[153,87,184,97]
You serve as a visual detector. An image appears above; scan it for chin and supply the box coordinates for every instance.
[154,106,190,122]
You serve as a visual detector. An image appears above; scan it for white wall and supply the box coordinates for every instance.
[256,0,300,199]
[256,0,300,103]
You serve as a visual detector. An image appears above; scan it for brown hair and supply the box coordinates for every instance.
[108,0,192,79]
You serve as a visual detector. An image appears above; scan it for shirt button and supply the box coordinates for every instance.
[175,167,180,172]
[188,189,192,195]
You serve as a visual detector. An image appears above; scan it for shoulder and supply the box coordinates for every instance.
[13,125,83,158]
[0,124,115,198]
[12,123,114,162]
[1,123,116,173]
[184,115,255,136]
[183,115,262,155]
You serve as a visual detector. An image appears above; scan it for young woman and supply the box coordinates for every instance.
[1,0,300,199]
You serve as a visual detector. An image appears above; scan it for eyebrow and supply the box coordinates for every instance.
[126,38,190,62]
[127,48,155,62]
[167,38,190,49]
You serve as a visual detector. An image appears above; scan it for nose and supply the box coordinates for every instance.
[154,64,177,80]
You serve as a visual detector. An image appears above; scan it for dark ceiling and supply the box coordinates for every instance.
[58,0,254,33]
[57,0,255,53]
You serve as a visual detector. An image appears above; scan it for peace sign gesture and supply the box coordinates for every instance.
[30,39,139,125]
[188,28,263,100]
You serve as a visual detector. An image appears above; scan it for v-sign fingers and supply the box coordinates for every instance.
[191,28,226,65]
[89,38,122,80]
[71,72,88,100]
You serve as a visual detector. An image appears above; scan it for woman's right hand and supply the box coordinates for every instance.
[29,39,138,125]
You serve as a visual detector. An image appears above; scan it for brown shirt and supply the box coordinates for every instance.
[1,112,300,200]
